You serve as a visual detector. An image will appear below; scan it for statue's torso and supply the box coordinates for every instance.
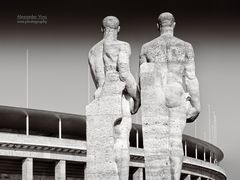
[89,39,129,96]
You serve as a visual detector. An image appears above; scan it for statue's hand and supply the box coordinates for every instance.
[185,94,199,122]
[130,97,141,115]
[186,102,199,124]
[186,106,199,123]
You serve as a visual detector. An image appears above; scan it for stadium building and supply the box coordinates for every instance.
[0,105,226,180]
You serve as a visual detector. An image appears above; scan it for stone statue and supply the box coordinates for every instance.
[86,16,140,180]
[140,12,200,179]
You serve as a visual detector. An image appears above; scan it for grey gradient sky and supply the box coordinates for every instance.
[0,0,239,179]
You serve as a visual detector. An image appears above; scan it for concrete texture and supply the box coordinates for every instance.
[140,12,200,179]
[86,77,125,180]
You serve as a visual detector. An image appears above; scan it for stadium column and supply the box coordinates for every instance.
[22,158,33,180]
[84,164,87,180]
[136,129,139,148]
[184,175,191,179]
[195,144,198,159]
[184,141,188,156]
[58,117,62,139]
[133,168,144,180]
[210,152,212,163]
[55,160,66,180]
[203,148,206,161]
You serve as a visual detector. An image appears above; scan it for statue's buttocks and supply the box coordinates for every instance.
[164,83,185,108]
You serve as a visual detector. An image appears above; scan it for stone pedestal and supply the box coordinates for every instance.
[140,63,171,179]
[86,72,125,180]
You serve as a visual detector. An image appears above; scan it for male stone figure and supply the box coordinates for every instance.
[140,12,200,179]
[86,16,140,180]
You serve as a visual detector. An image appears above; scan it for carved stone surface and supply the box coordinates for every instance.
[140,12,200,179]
[86,73,126,180]
[86,16,140,180]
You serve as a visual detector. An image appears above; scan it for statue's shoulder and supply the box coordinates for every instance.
[172,36,193,50]
[117,40,130,48]
[172,37,194,60]
[142,37,160,47]
[183,41,193,50]
[142,36,164,52]
[89,40,104,57]
[116,40,131,53]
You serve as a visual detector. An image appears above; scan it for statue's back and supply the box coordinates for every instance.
[143,35,187,64]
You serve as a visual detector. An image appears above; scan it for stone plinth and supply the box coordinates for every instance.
[140,63,171,179]
[86,72,125,180]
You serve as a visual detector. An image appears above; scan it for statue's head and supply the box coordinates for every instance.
[157,12,176,32]
[101,16,120,33]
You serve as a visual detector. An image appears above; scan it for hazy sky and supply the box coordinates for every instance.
[0,0,239,179]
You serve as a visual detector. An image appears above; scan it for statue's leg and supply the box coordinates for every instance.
[114,116,131,180]
[114,96,132,180]
[169,106,186,180]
